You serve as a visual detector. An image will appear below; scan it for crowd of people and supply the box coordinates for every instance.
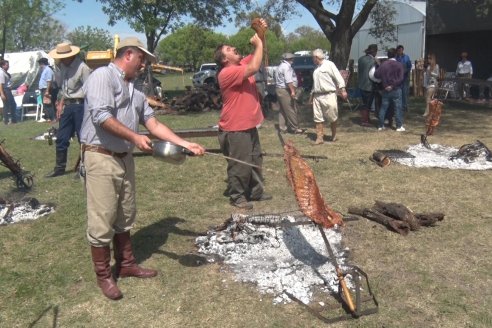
[0,16,484,302]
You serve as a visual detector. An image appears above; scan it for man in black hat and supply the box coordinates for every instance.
[357,44,380,126]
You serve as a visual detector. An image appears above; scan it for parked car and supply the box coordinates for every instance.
[292,55,316,91]
[192,63,218,88]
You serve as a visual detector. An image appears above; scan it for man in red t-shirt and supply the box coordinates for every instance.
[213,18,272,210]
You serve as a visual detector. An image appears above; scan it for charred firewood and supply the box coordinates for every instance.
[348,207,410,236]
[414,212,445,227]
[449,140,492,163]
[373,200,420,231]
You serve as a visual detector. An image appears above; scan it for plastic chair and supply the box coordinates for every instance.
[22,90,43,121]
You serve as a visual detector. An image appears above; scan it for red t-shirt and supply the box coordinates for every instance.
[218,55,264,131]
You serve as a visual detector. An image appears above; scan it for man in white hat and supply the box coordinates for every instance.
[45,42,91,177]
[275,52,304,134]
[80,36,205,300]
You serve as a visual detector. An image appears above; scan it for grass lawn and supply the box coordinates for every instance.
[0,96,491,327]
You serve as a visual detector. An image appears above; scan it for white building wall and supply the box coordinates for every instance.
[349,1,426,65]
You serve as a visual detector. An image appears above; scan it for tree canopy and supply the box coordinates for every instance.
[67,26,114,51]
[95,0,252,53]
[0,0,65,56]
[157,25,228,71]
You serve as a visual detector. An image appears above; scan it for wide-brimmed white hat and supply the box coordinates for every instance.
[116,37,156,63]
[49,43,80,59]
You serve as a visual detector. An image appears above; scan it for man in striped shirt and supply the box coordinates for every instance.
[80,37,204,300]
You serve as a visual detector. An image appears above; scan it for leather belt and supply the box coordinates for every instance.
[64,98,84,105]
[82,144,128,158]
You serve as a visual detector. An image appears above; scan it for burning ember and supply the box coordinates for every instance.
[394,143,492,170]
[196,214,351,304]
[0,197,55,225]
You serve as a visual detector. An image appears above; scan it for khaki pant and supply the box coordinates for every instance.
[218,128,264,202]
[276,88,299,132]
[84,151,136,246]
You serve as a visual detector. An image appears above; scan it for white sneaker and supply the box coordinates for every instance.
[396,127,406,132]
[378,127,385,131]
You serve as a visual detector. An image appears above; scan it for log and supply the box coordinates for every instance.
[348,206,410,236]
[414,212,445,227]
[373,200,420,231]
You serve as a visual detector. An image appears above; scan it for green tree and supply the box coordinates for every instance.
[228,27,285,65]
[285,26,331,54]
[94,0,253,53]
[246,0,383,69]
[67,26,113,51]
[0,0,64,55]
[157,25,227,70]
[368,0,397,47]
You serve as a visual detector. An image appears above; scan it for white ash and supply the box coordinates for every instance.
[0,198,55,225]
[394,143,492,170]
[196,215,352,305]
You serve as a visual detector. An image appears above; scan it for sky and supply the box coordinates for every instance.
[54,0,324,44]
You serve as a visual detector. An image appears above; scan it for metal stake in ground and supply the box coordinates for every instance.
[317,225,356,312]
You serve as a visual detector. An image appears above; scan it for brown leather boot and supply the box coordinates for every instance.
[360,109,371,126]
[314,123,324,145]
[90,246,122,300]
[113,232,158,278]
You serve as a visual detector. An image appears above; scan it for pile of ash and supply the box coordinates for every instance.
[196,214,351,304]
[394,143,492,170]
[0,197,55,225]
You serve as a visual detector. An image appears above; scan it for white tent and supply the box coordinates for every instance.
[350,0,426,64]
[1,51,53,110]
[4,51,54,90]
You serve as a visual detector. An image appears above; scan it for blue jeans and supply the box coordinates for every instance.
[401,77,410,111]
[55,103,84,152]
[379,88,403,129]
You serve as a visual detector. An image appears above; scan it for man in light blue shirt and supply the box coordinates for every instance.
[275,53,304,134]
[38,57,55,121]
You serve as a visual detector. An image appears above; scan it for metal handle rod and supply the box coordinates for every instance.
[204,151,261,169]
[318,225,356,313]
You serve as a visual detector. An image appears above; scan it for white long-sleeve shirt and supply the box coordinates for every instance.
[311,59,345,94]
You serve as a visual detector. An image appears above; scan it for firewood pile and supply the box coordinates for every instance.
[168,85,222,113]
[348,200,444,236]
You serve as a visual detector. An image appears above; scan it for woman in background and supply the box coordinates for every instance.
[423,53,439,117]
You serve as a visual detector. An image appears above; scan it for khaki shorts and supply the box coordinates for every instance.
[313,93,338,123]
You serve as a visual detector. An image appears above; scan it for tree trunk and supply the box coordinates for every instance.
[328,28,353,69]
[1,23,6,58]
[297,0,378,70]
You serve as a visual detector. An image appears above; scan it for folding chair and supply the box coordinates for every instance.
[21,90,43,121]
[433,81,453,101]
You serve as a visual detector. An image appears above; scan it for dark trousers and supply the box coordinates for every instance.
[218,128,264,202]
[40,88,55,121]
[3,87,17,124]
[360,89,375,110]
[56,103,84,152]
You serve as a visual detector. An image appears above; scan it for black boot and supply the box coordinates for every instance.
[45,151,67,178]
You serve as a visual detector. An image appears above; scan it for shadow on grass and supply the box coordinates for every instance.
[131,217,202,264]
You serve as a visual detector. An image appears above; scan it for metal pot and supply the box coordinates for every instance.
[152,141,194,165]
[152,141,262,168]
